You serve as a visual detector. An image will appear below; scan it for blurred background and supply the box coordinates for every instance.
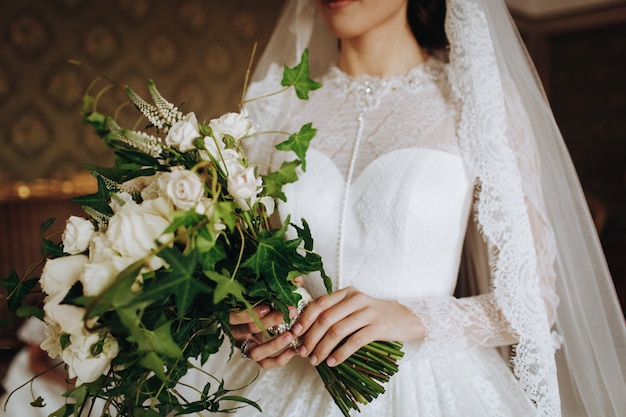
[0,0,624,401]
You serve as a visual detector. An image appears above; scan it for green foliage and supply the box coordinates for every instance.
[275,122,317,171]
[0,270,38,314]
[3,50,334,417]
[262,160,300,201]
[281,49,323,99]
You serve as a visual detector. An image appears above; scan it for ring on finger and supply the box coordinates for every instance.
[240,339,254,359]
[267,322,290,336]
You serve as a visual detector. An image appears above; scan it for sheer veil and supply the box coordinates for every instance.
[246,0,626,416]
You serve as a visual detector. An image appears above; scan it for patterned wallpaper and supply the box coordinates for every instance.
[0,0,284,182]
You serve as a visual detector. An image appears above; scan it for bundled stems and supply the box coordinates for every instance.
[315,341,404,417]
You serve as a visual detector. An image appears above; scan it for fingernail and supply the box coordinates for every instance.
[326,357,336,367]
[282,333,293,343]
[259,306,270,315]
[292,323,303,335]
[298,345,307,356]
[310,355,318,366]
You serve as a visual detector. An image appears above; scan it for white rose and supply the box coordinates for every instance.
[109,191,134,213]
[159,169,204,210]
[165,112,200,152]
[201,135,227,161]
[227,164,261,211]
[209,109,256,142]
[43,292,88,336]
[40,317,63,359]
[88,232,115,263]
[62,216,95,255]
[80,260,120,297]
[62,333,119,386]
[40,254,89,298]
[106,197,173,270]
[122,175,162,201]
[139,174,161,201]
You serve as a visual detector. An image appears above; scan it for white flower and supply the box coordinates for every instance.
[201,135,227,161]
[123,175,160,201]
[195,197,214,216]
[209,109,255,142]
[40,317,63,359]
[106,197,173,270]
[109,191,134,213]
[40,254,89,298]
[62,332,119,386]
[62,216,95,255]
[139,174,162,201]
[159,169,204,210]
[80,260,120,297]
[43,292,88,336]
[259,196,275,216]
[227,164,262,211]
[195,197,227,231]
[165,112,201,152]
[88,232,115,263]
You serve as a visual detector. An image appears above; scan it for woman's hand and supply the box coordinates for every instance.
[292,286,426,367]
[229,304,301,368]
[229,277,306,369]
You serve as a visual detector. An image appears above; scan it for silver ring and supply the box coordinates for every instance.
[267,322,290,336]
[289,336,301,349]
[240,339,253,359]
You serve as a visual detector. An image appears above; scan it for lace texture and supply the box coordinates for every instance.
[445,1,559,415]
[195,1,626,416]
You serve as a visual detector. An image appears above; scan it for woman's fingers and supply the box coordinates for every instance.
[256,345,298,369]
[230,306,298,342]
[292,288,358,360]
[291,288,425,367]
[229,305,270,325]
[245,331,298,363]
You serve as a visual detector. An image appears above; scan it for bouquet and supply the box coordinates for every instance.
[1,50,403,417]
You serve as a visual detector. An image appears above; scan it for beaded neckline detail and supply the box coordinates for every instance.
[324,57,444,112]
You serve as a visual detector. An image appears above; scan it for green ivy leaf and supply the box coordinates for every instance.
[275,123,317,171]
[16,304,44,320]
[128,322,183,360]
[39,217,57,235]
[281,48,322,100]
[141,247,212,317]
[71,176,114,217]
[0,271,38,313]
[204,270,246,305]
[240,233,302,318]
[262,160,300,202]
[292,219,333,294]
[30,396,46,408]
[39,218,65,258]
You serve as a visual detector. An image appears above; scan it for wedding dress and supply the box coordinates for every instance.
[185,58,543,417]
[183,1,626,416]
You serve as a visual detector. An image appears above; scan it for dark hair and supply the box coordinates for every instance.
[407,0,448,50]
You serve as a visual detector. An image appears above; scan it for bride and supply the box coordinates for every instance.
[185,0,626,416]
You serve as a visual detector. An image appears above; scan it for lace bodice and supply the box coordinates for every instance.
[246,59,529,355]
[273,59,473,295]
[243,56,559,415]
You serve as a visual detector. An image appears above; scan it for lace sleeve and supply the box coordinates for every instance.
[399,80,559,353]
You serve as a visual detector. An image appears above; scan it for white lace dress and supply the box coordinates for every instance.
[183,59,541,416]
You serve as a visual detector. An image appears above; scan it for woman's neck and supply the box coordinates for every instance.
[337,23,427,77]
